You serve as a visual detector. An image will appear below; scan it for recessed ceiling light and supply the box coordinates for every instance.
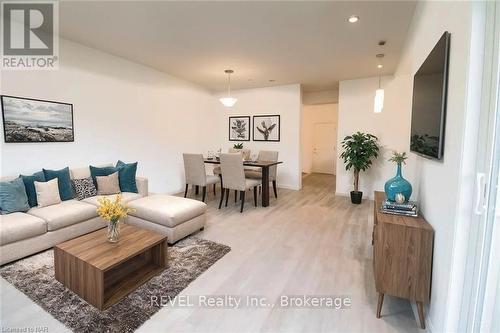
[377,64,383,69]
[348,15,359,23]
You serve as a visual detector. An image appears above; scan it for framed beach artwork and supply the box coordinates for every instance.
[253,115,280,142]
[229,116,250,141]
[1,95,74,143]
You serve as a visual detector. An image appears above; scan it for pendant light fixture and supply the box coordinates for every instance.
[220,69,237,107]
[374,54,384,113]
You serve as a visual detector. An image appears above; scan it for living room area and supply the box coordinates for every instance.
[1,1,500,333]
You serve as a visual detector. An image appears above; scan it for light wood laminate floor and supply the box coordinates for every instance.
[1,174,422,332]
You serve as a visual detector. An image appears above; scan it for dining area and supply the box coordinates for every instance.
[182,149,282,213]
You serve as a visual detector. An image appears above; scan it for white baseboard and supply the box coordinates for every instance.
[277,184,301,191]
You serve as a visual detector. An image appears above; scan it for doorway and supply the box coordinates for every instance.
[312,122,337,174]
[301,103,338,176]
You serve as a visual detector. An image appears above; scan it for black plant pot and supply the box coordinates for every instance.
[350,191,363,204]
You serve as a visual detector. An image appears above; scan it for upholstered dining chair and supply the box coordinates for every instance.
[218,153,260,213]
[245,150,279,198]
[183,153,220,202]
[213,148,251,177]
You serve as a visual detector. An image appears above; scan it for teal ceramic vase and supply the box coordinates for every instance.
[384,162,412,202]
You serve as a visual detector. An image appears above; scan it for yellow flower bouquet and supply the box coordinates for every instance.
[96,194,134,242]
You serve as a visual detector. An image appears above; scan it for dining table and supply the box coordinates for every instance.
[203,159,283,207]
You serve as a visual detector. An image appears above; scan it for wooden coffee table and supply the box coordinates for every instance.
[54,224,167,310]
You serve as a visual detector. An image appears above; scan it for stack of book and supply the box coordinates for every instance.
[380,200,418,217]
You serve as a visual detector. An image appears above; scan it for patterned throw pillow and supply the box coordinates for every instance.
[71,177,97,200]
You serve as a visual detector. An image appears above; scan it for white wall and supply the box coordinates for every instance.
[336,76,415,199]
[214,84,302,190]
[395,2,474,332]
[301,103,338,174]
[337,2,475,332]
[0,38,219,194]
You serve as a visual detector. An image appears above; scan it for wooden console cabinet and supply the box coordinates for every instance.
[372,191,434,329]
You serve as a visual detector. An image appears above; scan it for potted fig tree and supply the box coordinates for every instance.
[340,132,380,204]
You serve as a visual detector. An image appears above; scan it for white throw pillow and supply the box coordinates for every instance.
[34,178,62,207]
[96,171,121,195]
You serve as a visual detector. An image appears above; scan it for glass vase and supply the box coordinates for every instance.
[384,162,413,202]
[107,220,120,243]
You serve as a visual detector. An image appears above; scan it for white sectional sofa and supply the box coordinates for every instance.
[0,164,206,265]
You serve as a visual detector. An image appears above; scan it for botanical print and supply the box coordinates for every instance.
[229,116,250,141]
[1,95,74,142]
[253,115,280,142]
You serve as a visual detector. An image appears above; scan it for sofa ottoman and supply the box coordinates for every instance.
[126,194,206,244]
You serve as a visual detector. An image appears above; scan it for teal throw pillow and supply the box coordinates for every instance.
[21,171,46,207]
[0,177,30,214]
[116,160,138,193]
[43,167,74,201]
[89,165,118,188]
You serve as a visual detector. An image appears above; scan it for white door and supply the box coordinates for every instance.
[311,122,336,174]
[459,3,500,332]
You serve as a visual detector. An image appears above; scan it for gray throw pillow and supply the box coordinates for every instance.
[34,178,62,208]
[96,172,121,195]
[72,177,97,200]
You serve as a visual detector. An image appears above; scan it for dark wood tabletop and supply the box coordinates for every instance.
[203,158,283,207]
[203,159,282,167]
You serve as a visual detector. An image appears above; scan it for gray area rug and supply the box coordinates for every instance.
[0,237,230,333]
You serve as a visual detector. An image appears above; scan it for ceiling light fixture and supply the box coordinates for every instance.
[374,54,384,113]
[219,69,237,107]
[348,15,359,23]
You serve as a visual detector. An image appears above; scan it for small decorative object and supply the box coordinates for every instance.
[395,193,406,204]
[340,132,380,204]
[253,115,280,141]
[1,95,74,143]
[229,116,250,141]
[96,194,134,243]
[380,198,418,217]
[233,142,243,149]
[385,151,412,202]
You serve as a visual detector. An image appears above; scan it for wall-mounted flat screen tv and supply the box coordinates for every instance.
[410,31,450,160]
